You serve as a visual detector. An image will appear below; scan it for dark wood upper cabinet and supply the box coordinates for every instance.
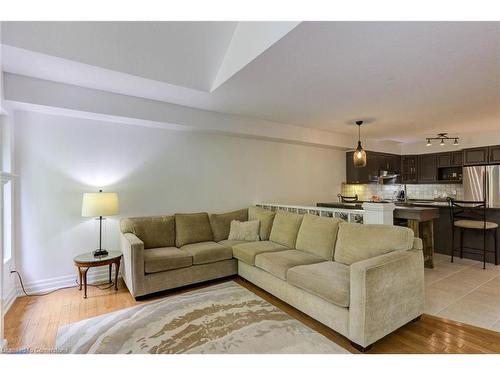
[437,152,452,168]
[463,147,489,166]
[489,146,500,164]
[345,151,400,184]
[378,154,390,171]
[437,151,463,168]
[451,151,463,166]
[366,152,380,182]
[418,154,437,182]
[392,155,402,173]
[346,147,497,184]
[401,155,418,183]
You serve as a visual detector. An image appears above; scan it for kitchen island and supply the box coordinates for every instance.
[318,202,439,268]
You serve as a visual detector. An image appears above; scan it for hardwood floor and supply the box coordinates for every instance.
[4,276,500,354]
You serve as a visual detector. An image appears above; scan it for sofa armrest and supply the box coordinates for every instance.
[121,233,145,297]
[349,248,424,348]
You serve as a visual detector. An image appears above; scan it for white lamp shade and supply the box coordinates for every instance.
[81,192,119,217]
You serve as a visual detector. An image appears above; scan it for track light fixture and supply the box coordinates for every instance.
[425,133,459,147]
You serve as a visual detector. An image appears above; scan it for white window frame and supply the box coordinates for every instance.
[1,113,14,264]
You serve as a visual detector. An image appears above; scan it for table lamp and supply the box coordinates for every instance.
[81,189,119,257]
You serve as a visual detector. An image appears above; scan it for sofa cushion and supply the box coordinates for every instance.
[254,249,324,281]
[209,208,248,242]
[233,241,288,266]
[334,222,414,265]
[175,212,213,247]
[295,214,342,260]
[269,211,303,248]
[217,239,249,250]
[228,220,260,241]
[181,241,232,265]
[287,261,350,307]
[248,206,276,241]
[144,247,193,274]
[120,216,175,249]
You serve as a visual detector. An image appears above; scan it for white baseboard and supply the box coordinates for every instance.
[16,268,120,296]
[3,287,17,315]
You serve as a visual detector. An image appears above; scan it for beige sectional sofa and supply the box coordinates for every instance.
[120,206,424,350]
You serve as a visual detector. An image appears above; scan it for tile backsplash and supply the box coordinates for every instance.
[340,183,463,201]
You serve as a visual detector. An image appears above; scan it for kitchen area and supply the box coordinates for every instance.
[318,145,500,268]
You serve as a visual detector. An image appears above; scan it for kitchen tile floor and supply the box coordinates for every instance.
[425,253,500,332]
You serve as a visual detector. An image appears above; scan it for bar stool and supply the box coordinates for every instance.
[447,198,498,269]
[338,193,359,203]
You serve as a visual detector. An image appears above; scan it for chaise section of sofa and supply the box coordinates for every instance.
[237,213,425,351]
[237,212,353,336]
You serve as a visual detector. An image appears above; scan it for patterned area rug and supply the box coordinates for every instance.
[56,281,349,354]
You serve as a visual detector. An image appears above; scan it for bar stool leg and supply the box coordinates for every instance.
[483,228,486,270]
[494,228,498,266]
[460,228,464,259]
[451,226,455,263]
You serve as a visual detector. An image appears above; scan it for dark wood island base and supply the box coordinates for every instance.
[393,206,439,268]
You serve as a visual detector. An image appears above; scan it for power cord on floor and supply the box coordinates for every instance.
[10,270,116,297]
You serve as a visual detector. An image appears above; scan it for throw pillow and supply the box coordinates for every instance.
[228,220,260,241]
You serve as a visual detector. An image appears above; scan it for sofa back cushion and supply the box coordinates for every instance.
[334,222,414,265]
[248,206,276,240]
[295,214,342,260]
[175,212,213,247]
[120,216,175,249]
[209,208,248,242]
[269,211,303,248]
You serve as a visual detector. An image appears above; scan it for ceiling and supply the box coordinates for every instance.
[2,21,499,143]
[1,21,238,91]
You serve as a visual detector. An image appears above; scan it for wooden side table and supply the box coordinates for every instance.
[73,251,122,298]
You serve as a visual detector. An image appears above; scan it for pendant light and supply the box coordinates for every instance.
[353,120,367,168]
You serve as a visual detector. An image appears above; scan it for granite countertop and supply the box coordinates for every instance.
[317,201,440,221]
[403,200,500,210]
[317,201,445,209]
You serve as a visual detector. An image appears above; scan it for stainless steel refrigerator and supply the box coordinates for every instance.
[463,165,500,208]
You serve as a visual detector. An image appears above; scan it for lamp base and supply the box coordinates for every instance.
[93,249,109,257]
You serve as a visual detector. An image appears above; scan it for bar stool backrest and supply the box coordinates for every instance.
[338,193,359,203]
[447,197,487,226]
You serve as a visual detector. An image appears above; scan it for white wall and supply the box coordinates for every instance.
[4,73,402,154]
[14,110,345,289]
[0,23,3,113]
